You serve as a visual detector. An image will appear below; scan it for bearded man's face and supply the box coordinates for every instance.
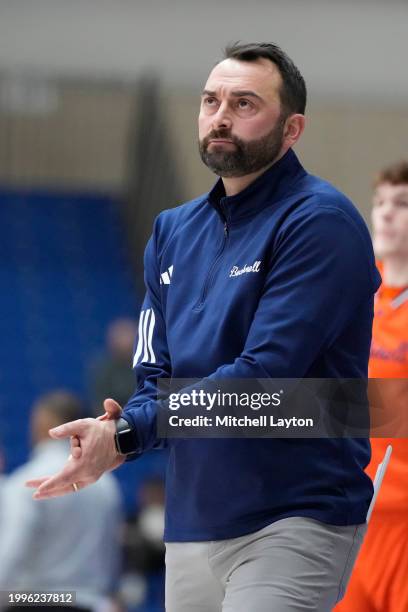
[198,57,287,177]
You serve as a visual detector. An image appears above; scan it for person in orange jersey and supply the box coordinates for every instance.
[335,161,408,612]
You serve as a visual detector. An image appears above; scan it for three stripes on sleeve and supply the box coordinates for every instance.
[133,308,156,367]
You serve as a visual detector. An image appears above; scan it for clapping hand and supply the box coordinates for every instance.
[25,399,125,499]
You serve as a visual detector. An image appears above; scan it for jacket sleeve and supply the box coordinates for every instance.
[123,205,381,451]
[121,215,171,452]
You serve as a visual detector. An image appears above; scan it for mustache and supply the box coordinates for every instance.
[201,129,241,146]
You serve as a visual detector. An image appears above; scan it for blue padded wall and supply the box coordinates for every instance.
[0,189,167,514]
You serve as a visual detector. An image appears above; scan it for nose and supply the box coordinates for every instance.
[211,102,232,131]
[379,201,395,220]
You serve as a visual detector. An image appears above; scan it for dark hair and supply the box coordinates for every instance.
[374,160,408,187]
[223,42,307,117]
[34,390,84,425]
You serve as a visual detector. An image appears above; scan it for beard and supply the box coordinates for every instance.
[198,117,286,178]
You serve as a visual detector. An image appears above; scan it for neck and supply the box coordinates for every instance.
[382,256,408,287]
[221,149,286,197]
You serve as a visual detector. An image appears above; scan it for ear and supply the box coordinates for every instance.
[283,114,306,148]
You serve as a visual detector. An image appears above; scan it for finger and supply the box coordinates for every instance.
[70,446,82,460]
[33,484,76,499]
[25,477,51,488]
[69,436,82,459]
[97,413,108,421]
[35,462,83,494]
[33,480,88,500]
[49,419,88,440]
[103,398,122,420]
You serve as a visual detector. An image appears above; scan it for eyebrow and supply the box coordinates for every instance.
[201,89,264,102]
[374,188,408,198]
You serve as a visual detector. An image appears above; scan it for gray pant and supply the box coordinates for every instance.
[165,517,367,611]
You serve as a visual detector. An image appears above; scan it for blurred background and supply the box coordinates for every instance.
[0,0,407,610]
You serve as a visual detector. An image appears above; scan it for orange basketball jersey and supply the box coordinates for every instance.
[367,266,408,512]
[335,268,408,611]
[369,278,408,379]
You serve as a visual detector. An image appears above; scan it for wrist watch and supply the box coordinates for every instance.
[114,417,139,456]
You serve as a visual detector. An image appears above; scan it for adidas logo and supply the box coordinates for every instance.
[160,265,174,285]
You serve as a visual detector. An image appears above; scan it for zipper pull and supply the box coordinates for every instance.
[224,222,229,237]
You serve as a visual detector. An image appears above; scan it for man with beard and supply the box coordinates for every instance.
[27,43,381,611]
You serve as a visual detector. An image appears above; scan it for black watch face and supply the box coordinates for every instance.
[117,428,136,454]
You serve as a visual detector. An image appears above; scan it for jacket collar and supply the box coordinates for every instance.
[207,148,306,223]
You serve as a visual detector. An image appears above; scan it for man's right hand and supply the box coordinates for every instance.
[70,398,122,460]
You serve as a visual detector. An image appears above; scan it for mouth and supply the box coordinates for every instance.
[377,230,396,238]
[208,139,235,144]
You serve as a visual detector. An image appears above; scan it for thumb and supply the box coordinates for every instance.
[103,398,122,420]
[49,419,86,439]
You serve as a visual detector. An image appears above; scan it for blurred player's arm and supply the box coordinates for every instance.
[369,378,408,436]
[0,475,40,588]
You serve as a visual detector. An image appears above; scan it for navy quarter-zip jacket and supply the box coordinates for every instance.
[123,148,382,541]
